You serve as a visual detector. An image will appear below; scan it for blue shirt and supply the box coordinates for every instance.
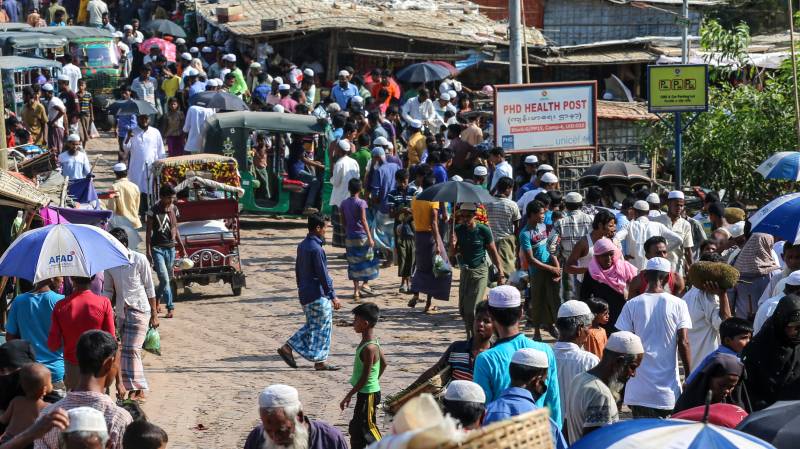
[615,210,630,253]
[685,345,739,384]
[432,164,448,184]
[519,225,551,274]
[473,333,562,427]
[189,80,207,98]
[295,234,336,305]
[116,113,137,138]
[6,290,65,382]
[253,84,271,104]
[288,145,307,180]
[369,162,400,214]
[331,82,359,109]
[515,180,536,201]
[484,387,568,449]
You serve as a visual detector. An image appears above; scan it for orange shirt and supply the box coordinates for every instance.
[584,327,608,359]
[370,82,400,107]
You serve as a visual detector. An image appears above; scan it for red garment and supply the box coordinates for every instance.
[48,290,116,364]
[634,271,677,296]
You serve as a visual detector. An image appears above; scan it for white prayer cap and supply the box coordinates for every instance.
[540,172,558,184]
[327,103,341,113]
[201,46,213,53]
[250,62,261,69]
[371,147,386,158]
[487,285,521,308]
[278,83,290,91]
[273,104,285,113]
[557,300,592,318]
[259,384,300,409]
[524,155,538,164]
[213,78,223,85]
[647,192,660,204]
[668,190,685,200]
[337,140,351,152]
[444,380,485,403]
[565,192,582,204]
[537,164,553,172]
[451,175,463,182]
[184,67,198,77]
[303,68,314,77]
[473,165,488,177]
[112,31,123,38]
[196,36,207,43]
[41,83,53,91]
[459,202,477,211]
[786,270,800,286]
[123,24,133,30]
[408,118,423,129]
[220,68,231,78]
[57,74,70,82]
[176,37,186,45]
[439,92,450,101]
[273,76,283,84]
[352,95,364,104]
[222,53,236,62]
[65,407,107,433]
[606,331,644,355]
[387,142,394,150]
[646,256,671,273]
[728,221,745,238]
[207,78,219,87]
[112,163,127,172]
[633,200,649,212]
[66,134,81,142]
[338,69,349,77]
[373,136,389,146]
[189,47,199,53]
[511,348,548,368]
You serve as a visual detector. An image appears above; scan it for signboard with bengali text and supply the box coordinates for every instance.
[648,64,709,113]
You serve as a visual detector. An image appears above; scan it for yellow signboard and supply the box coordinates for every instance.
[648,64,708,113]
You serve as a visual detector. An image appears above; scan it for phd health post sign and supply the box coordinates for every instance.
[494,81,597,154]
[648,64,709,112]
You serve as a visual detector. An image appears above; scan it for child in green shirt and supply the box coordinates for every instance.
[340,302,387,449]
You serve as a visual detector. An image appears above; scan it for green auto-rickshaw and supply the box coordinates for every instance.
[203,111,334,217]
[0,56,61,114]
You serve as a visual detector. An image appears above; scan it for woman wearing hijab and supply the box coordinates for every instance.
[674,352,748,413]
[732,233,780,320]
[0,340,36,412]
[579,238,638,332]
[743,294,800,411]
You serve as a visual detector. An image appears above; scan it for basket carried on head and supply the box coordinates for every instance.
[436,408,553,449]
[384,367,450,415]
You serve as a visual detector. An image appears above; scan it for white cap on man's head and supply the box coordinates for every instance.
[272,104,285,113]
[123,24,133,30]
[524,155,538,164]
[201,46,213,53]
[444,380,485,403]
[249,62,261,69]
[66,134,81,142]
[647,193,660,204]
[303,68,314,77]
[408,118,423,129]
[451,175,463,182]
[206,78,219,87]
[606,331,644,355]
[259,384,300,409]
[352,95,364,105]
[112,31,123,38]
[176,37,186,45]
[373,136,389,146]
[540,172,558,184]
[646,257,671,273]
[184,67,198,77]
[487,285,521,308]
[278,83,290,91]
[537,164,553,172]
[196,36,207,43]
[557,300,592,318]
[57,74,70,82]
[565,192,582,204]
[42,83,53,91]
[189,47,199,53]
[511,348,548,368]
[439,93,450,101]
[337,140,351,152]
[728,221,745,238]
[668,190,685,200]
[633,200,649,212]
[66,407,107,433]
[473,165,488,177]
[338,69,349,77]
[786,270,800,286]
[112,163,127,172]
[222,53,236,62]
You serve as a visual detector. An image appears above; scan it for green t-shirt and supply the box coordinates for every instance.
[455,223,493,269]
[350,148,372,180]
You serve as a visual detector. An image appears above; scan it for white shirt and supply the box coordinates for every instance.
[401,96,437,128]
[615,216,683,271]
[103,251,155,317]
[86,0,107,26]
[329,152,360,207]
[758,268,790,306]
[754,294,783,334]
[654,215,694,276]
[566,371,618,445]
[491,160,513,191]
[61,63,82,93]
[58,150,91,179]
[554,341,599,419]
[683,286,722,366]
[616,292,692,410]
[517,187,546,215]
[123,126,165,194]
[183,105,215,153]
[46,96,65,128]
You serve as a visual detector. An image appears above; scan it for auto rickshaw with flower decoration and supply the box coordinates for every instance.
[151,154,247,296]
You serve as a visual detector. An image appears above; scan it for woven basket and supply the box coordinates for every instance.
[436,408,553,449]
[384,367,450,415]
[0,169,50,207]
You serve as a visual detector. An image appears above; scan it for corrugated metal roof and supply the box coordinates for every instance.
[196,0,546,46]
[531,48,656,65]
[597,100,657,121]
[604,0,723,5]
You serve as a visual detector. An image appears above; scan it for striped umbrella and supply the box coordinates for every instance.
[748,192,800,244]
[756,151,800,181]
[570,419,775,449]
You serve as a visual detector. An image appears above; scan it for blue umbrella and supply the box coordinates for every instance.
[756,152,800,182]
[394,62,452,84]
[0,224,130,282]
[571,418,775,449]
[748,192,800,245]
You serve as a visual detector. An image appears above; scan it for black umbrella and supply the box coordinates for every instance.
[579,161,650,185]
[736,400,800,448]
[107,99,158,116]
[143,19,187,38]
[189,91,248,111]
[395,62,452,84]
[415,180,495,204]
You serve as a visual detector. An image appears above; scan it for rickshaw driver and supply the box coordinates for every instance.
[287,136,324,215]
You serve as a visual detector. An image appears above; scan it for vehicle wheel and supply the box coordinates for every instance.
[232,285,242,296]
[170,280,178,300]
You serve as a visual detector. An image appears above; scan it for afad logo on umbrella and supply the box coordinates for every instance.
[49,251,77,267]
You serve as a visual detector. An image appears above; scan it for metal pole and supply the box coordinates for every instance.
[681,0,689,64]
[509,0,523,84]
[788,0,800,145]
[0,70,6,170]
[520,0,531,83]
[674,0,689,189]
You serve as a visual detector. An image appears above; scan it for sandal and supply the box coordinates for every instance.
[165,311,174,319]
[314,363,341,371]
[277,347,298,369]
[424,306,439,314]
[353,292,361,301]
[407,297,418,308]
[360,285,375,296]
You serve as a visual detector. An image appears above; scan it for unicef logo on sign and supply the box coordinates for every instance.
[49,251,76,266]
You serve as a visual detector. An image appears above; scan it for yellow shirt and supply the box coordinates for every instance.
[407,132,426,166]
[162,75,181,100]
[105,178,142,229]
[411,199,439,232]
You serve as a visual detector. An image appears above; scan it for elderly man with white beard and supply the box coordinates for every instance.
[243,384,348,449]
[564,331,644,445]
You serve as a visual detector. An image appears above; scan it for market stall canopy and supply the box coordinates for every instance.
[0,56,62,70]
[0,31,67,50]
[32,26,113,40]
[0,169,50,209]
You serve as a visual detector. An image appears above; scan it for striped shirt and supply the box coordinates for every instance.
[35,391,133,449]
[553,210,593,259]
[445,339,477,381]
[485,196,521,240]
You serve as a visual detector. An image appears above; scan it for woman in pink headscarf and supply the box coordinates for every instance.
[579,237,639,332]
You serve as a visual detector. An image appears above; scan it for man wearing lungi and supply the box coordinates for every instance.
[278,213,342,371]
[104,228,158,401]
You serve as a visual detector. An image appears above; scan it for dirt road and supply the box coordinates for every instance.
[87,135,466,448]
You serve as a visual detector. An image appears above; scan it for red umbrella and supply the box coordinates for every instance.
[138,37,176,62]
[429,60,458,76]
[672,403,749,429]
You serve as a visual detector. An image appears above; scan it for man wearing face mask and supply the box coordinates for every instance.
[483,348,567,449]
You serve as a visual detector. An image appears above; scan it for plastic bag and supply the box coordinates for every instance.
[89,122,100,139]
[432,238,452,278]
[143,327,161,356]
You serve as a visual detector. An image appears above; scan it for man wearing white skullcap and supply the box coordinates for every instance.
[329,136,360,248]
[435,92,456,120]
[654,190,694,277]
[332,69,358,110]
[515,154,540,201]
[615,197,684,271]
[105,161,142,229]
[554,301,599,421]
[516,171,558,215]
[61,407,109,449]
[58,134,91,180]
[553,190,593,301]
[244,384,348,449]
[616,256,692,418]
[406,118,426,166]
[401,88,439,134]
[442,380,487,430]
[566,331,643,444]
[221,53,248,98]
[473,285,562,427]
[484,348,568,447]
